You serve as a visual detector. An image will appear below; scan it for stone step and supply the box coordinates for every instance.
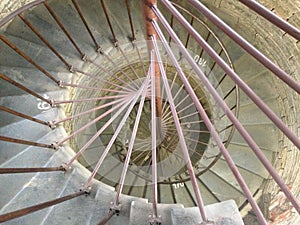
[198,170,246,206]
[89,183,148,225]
[0,162,72,225]
[221,143,273,178]
[0,33,67,72]
[0,127,66,210]
[129,201,184,225]
[171,200,245,225]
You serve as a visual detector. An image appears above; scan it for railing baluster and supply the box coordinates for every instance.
[18,14,73,70]
[161,0,300,151]
[0,135,54,149]
[53,96,126,125]
[53,95,127,105]
[151,18,269,225]
[0,73,52,104]
[151,4,300,216]
[0,35,59,84]
[81,77,149,188]
[125,0,136,41]
[0,190,85,222]
[57,98,129,146]
[0,106,49,126]
[100,0,118,46]
[151,35,208,222]
[112,67,150,209]
[185,17,194,48]
[0,166,65,174]
[71,0,102,52]
[43,1,86,60]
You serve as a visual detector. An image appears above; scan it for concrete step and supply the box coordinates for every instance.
[0,158,71,225]
[199,170,246,206]
[0,89,67,127]
[0,127,66,210]
[171,200,244,225]
[210,159,264,194]
[89,184,148,225]
[222,143,273,178]
[0,33,67,72]
[129,201,184,225]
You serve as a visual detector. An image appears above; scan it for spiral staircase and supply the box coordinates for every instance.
[0,0,299,224]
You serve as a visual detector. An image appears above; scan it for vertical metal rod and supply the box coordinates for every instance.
[83,78,149,188]
[71,0,101,51]
[0,135,54,149]
[239,0,300,41]
[101,53,141,90]
[57,98,130,146]
[0,73,52,104]
[151,35,208,222]
[54,97,126,125]
[0,190,85,223]
[0,167,65,174]
[151,7,300,215]
[113,70,150,207]
[186,0,300,94]
[53,95,127,105]
[60,81,130,94]
[161,0,300,150]
[43,1,86,59]
[18,14,72,70]
[0,106,49,126]
[0,35,59,84]
[150,50,158,220]
[100,0,118,46]
[125,0,136,41]
[185,17,194,48]
[151,20,269,225]
[74,69,135,93]
[88,59,139,91]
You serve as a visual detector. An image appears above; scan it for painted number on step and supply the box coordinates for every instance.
[194,55,207,67]
[37,94,51,111]
[172,183,184,189]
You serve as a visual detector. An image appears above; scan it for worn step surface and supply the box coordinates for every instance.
[171,200,245,225]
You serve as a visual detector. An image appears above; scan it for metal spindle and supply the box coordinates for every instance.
[151,19,269,225]
[82,77,149,189]
[151,35,208,222]
[161,0,300,151]
[0,35,59,84]
[151,6,300,215]
[43,1,86,59]
[0,106,49,126]
[57,98,130,146]
[53,95,127,105]
[71,0,102,52]
[100,0,118,46]
[0,73,52,104]
[113,68,150,208]
[0,190,86,222]
[0,135,54,149]
[125,0,136,41]
[0,166,65,174]
[53,97,126,125]
[18,14,73,70]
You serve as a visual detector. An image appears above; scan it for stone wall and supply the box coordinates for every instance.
[0,0,35,20]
